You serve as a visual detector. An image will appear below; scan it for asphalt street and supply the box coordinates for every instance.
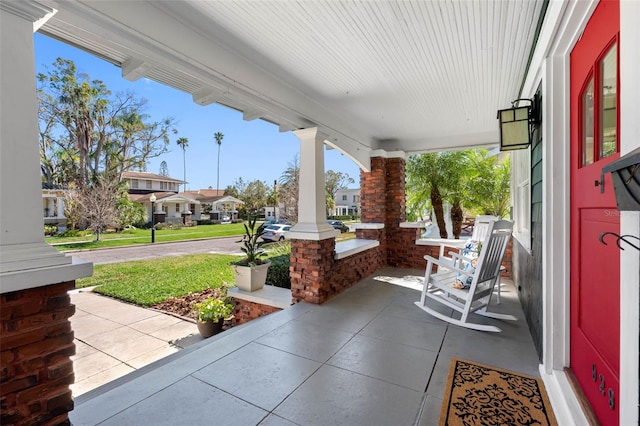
[67,237,244,265]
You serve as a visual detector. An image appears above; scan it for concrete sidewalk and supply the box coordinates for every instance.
[69,289,203,397]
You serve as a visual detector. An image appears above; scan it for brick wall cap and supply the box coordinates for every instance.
[400,221,425,228]
[334,239,380,260]
[229,286,292,309]
[353,223,385,230]
[416,238,469,247]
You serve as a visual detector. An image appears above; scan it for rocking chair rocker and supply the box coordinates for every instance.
[414,219,515,332]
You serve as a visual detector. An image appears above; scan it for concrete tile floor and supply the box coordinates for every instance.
[69,290,202,397]
[70,268,541,425]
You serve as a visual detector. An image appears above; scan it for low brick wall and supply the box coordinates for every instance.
[233,299,282,325]
[1,281,76,426]
[290,238,386,304]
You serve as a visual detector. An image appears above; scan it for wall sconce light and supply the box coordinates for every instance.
[602,146,640,211]
[497,98,537,151]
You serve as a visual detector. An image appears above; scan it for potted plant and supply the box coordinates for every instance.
[232,215,270,292]
[193,286,235,338]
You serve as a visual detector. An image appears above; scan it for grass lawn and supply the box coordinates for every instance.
[78,253,241,306]
[73,231,357,307]
[47,223,246,251]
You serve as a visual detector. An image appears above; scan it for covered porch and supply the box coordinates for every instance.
[70,270,539,426]
[1,1,639,425]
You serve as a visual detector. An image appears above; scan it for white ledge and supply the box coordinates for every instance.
[1,258,93,293]
[415,238,468,247]
[399,221,424,228]
[353,223,384,230]
[334,239,380,260]
[229,285,292,309]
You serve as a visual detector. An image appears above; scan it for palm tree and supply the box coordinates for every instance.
[406,151,468,239]
[278,154,300,222]
[214,132,224,193]
[176,137,188,191]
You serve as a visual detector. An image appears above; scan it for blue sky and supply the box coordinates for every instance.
[34,33,360,191]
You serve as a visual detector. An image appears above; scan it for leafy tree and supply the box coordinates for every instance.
[266,180,279,207]
[37,58,110,189]
[159,161,169,177]
[406,151,468,238]
[465,150,511,218]
[63,190,82,231]
[37,58,176,190]
[278,154,300,222]
[176,137,188,190]
[243,180,269,213]
[115,186,147,229]
[325,193,336,215]
[324,170,354,214]
[226,177,269,218]
[407,149,511,238]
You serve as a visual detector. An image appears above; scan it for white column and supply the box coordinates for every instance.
[0,2,91,292]
[56,197,64,218]
[288,127,337,240]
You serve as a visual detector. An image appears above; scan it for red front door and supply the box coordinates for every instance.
[570,1,620,424]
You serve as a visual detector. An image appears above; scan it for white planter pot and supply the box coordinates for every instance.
[233,262,270,292]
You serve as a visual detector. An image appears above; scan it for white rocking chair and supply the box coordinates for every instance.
[437,215,500,268]
[414,219,516,332]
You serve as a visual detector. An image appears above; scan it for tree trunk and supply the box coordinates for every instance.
[431,186,448,238]
[451,202,464,239]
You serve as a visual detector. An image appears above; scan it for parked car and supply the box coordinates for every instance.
[327,220,349,233]
[261,224,291,242]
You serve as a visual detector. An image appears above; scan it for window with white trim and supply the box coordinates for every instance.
[511,148,531,249]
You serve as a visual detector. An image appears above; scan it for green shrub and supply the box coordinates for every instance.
[328,214,358,221]
[44,224,58,236]
[265,254,291,289]
[56,229,91,238]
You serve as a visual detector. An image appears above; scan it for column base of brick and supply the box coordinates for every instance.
[1,281,76,426]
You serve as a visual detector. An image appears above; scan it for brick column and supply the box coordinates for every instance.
[290,239,336,304]
[1,282,76,425]
[359,152,408,267]
[360,157,386,224]
[385,157,406,226]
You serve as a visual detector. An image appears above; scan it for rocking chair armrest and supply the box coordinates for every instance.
[423,255,473,277]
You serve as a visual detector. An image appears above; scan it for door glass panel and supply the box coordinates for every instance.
[582,78,594,166]
[600,43,617,159]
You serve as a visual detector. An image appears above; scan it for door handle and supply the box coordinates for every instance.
[594,172,605,193]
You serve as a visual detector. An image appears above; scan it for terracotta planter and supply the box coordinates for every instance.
[197,319,224,338]
[233,262,270,292]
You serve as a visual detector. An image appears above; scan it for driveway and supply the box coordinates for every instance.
[67,236,244,265]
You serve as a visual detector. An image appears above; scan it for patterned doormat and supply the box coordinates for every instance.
[439,358,557,426]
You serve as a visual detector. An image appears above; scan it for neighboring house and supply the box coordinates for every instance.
[121,171,183,195]
[181,189,244,221]
[263,205,282,220]
[42,185,68,229]
[130,192,200,226]
[332,188,360,216]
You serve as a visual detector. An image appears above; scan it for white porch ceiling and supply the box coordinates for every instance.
[37,0,545,169]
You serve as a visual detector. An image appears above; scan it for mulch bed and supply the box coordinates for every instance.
[150,288,224,322]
